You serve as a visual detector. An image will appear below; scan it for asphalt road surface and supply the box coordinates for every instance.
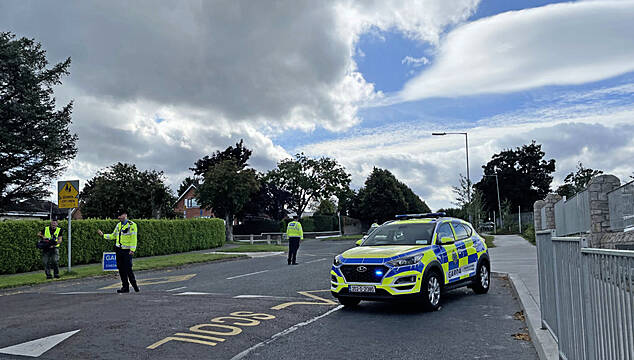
[0,239,537,359]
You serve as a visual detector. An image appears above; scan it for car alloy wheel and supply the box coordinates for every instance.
[428,276,440,306]
[480,264,489,289]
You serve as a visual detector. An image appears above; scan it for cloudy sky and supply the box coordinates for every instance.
[2,0,634,210]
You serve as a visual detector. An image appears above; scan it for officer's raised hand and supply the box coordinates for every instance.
[97,229,104,237]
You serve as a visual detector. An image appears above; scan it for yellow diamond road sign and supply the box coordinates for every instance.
[58,180,79,209]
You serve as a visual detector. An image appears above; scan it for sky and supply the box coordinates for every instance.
[2,0,633,210]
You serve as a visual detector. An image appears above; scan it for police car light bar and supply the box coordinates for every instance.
[395,212,447,219]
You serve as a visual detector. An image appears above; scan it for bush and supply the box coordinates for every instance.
[0,218,225,274]
[522,224,536,245]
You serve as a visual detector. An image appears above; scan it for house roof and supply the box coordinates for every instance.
[175,184,197,205]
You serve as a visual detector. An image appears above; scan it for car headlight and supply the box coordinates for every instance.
[333,255,343,266]
[387,254,423,267]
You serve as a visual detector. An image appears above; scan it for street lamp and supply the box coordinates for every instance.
[432,132,470,221]
[484,173,503,227]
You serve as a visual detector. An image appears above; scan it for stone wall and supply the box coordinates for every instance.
[533,200,545,231]
[600,231,634,250]
[588,175,621,247]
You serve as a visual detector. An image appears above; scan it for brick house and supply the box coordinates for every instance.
[174,184,214,219]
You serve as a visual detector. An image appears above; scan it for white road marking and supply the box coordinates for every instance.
[0,329,80,357]
[230,306,343,360]
[305,258,327,264]
[166,286,187,292]
[233,295,298,300]
[174,292,217,296]
[57,292,103,295]
[226,270,269,280]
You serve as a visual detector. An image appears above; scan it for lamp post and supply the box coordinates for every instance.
[484,173,503,227]
[432,132,470,221]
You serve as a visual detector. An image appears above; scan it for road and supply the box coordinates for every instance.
[0,239,537,359]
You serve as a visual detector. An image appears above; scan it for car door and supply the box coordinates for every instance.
[451,222,477,279]
[435,222,458,284]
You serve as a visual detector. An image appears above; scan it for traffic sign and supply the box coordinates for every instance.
[57,180,79,209]
[102,252,118,271]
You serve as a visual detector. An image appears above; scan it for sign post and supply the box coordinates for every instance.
[58,180,79,273]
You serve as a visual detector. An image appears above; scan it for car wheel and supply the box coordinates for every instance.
[421,271,442,311]
[338,297,361,307]
[473,261,490,294]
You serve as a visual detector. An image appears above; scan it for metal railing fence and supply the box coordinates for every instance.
[608,180,634,231]
[536,230,634,360]
[554,190,591,236]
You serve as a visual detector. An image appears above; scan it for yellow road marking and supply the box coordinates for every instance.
[147,336,218,349]
[99,274,196,290]
[271,290,337,310]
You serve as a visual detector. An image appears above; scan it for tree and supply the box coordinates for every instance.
[239,176,292,221]
[452,174,485,226]
[0,32,77,210]
[177,176,200,196]
[80,163,176,219]
[556,162,603,198]
[475,141,556,212]
[266,153,351,218]
[354,168,431,223]
[315,199,336,215]
[196,159,259,242]
[191,139,252,176]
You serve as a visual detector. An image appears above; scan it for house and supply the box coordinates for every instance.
[173,184,214,219]
[0,199,69,221]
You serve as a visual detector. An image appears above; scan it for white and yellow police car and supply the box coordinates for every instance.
[331,213,490,310]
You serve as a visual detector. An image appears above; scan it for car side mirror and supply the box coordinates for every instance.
[355,239,363,246]
[439,236,454,245]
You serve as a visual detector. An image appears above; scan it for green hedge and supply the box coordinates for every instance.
[0,218,225,274]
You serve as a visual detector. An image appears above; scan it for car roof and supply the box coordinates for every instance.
[388,217,469,226]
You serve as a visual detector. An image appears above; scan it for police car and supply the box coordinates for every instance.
[330,213,490,310]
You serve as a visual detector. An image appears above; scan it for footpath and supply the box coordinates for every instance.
[489,235,558,360]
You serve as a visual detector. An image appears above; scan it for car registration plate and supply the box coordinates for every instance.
[349,285,375,293]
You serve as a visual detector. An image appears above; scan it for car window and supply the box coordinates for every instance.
[453,223,469,240]
[436,223,455,243]
[363,223,435,246]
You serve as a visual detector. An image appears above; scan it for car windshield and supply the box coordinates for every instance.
[362,223,435,246]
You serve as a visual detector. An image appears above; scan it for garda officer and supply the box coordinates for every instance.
[370,220,380,230]
[286,216,303,265]
[97,211,139,293]
[37,220,62,279]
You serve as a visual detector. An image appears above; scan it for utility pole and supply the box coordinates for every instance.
[432,131,470,222]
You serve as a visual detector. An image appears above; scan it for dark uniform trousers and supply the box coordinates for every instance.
[288,237,301,264]
[115,247,137,290]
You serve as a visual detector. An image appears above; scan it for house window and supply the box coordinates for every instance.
[185,198,199,208]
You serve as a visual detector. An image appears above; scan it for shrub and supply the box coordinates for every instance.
[0,218,225,274]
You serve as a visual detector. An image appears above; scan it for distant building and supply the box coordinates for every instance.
[0,199,68,221]
[173,184,214,219]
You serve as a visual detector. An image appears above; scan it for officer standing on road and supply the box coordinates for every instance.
[97,211,139,293]
[286,216,303,265]
[37,220,62,279]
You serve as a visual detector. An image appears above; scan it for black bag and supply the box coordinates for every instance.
[36,238,52,250]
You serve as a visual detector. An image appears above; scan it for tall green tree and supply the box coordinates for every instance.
[0,32,77,210]
[452,174,485,226]
[177,176,200,196]
[266,153,350,218]
[475,141,556,212]
[80,163,176,219]
[556,162,603,198]
[353,168,430,223]
[196,159,259,242]
[239,176,292,221]
[191,139,252,176]
[315,199,336,215]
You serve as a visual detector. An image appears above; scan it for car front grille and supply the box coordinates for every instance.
[340,265,388,283]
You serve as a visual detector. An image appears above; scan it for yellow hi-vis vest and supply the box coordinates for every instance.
[104,220,138,251]
[286,221,303,239]
[44,226,62,247]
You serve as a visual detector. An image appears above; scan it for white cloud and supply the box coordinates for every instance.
[399,1,634,101]
[300,87,634,210]
[402,56,430,67]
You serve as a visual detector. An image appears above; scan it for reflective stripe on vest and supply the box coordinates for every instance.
[44,226,61,247]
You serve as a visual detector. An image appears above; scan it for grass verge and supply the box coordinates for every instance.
[483,235,496,248]
[217,244,287,252]
[0,252,244,290]
[320,234,364,241]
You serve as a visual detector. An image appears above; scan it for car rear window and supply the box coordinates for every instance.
[363,223,435,246]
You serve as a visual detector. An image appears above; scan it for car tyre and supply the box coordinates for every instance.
[338,297,361,307]
[421,271,442,311]
[472,261,490,294]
